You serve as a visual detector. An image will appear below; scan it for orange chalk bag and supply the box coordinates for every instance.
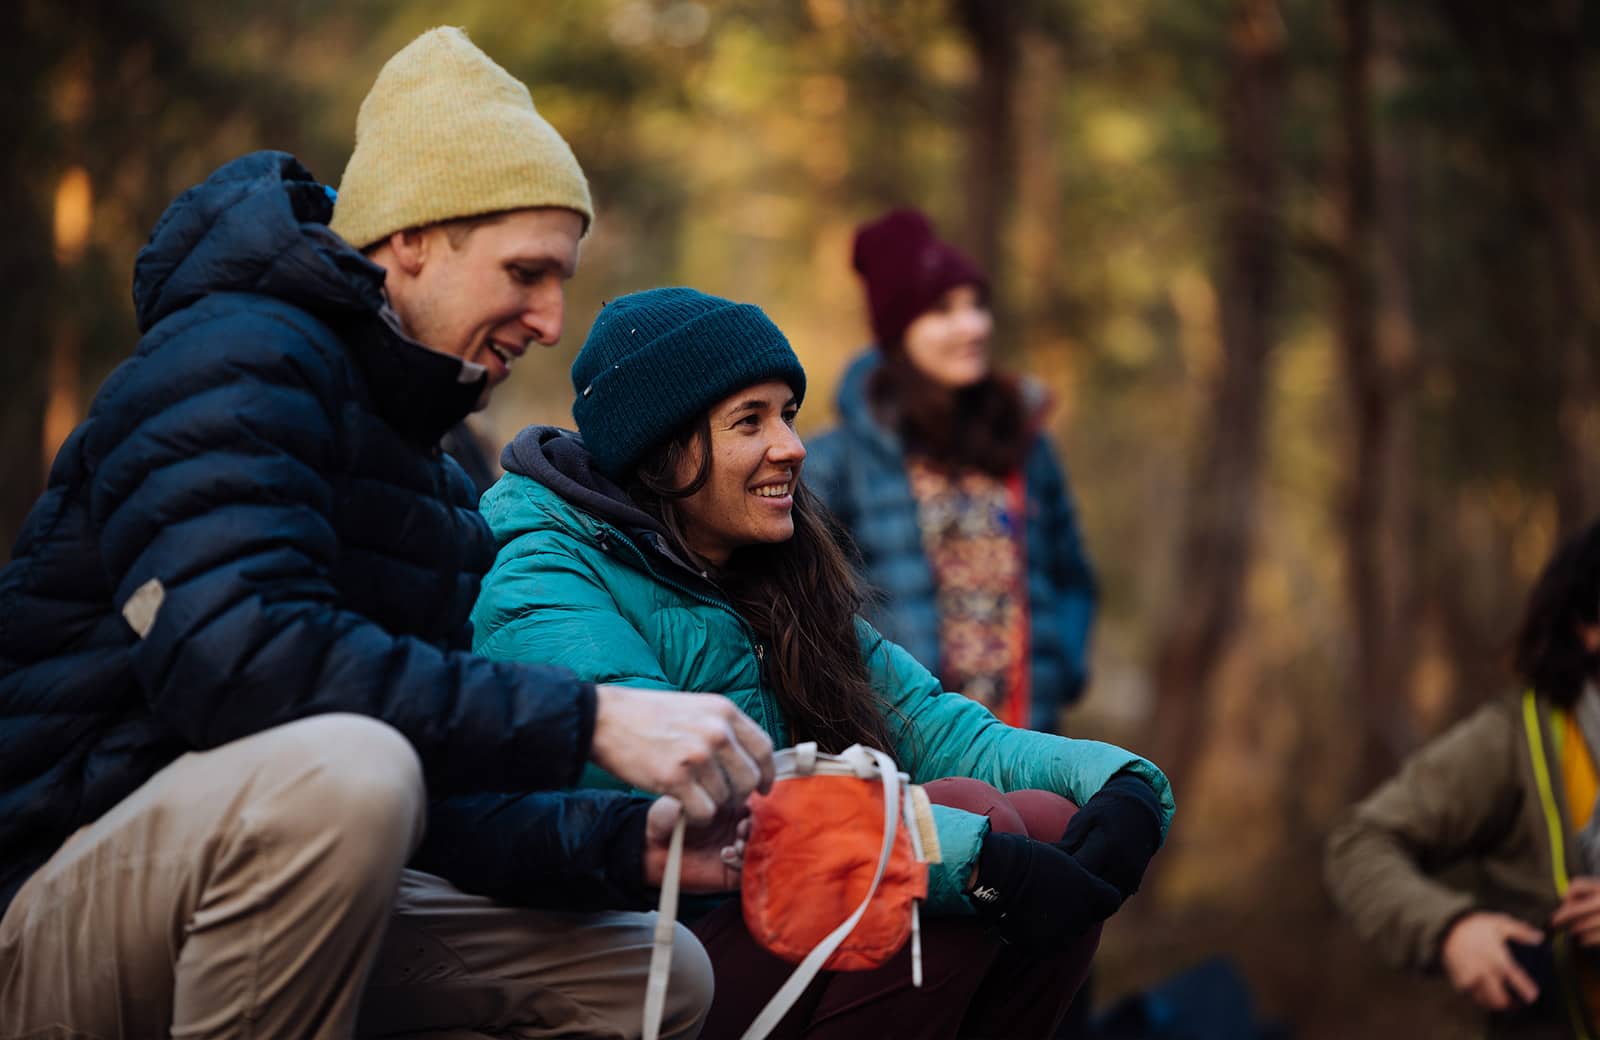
[642,743,938,1040]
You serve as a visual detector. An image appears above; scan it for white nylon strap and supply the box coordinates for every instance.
[902,789,925,988]
[737,747,901,1040]
[641,814,686,1040]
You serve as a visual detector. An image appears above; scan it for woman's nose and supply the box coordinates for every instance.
[770,423,806,462]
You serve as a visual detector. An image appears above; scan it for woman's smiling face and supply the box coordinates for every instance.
[673,380,806,567]
[901,283,993,389]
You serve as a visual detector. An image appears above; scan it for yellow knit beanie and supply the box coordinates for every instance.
[330,26,593,250]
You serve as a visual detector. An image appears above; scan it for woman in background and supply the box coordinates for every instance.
[805,208,1096,734]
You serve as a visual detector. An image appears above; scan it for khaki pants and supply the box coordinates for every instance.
[0,714,711,1040]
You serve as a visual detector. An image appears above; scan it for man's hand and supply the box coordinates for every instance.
[1552,876,1600,946]
[642,795,751,893]
[1440,911,1543,1012]
[590,684,775,825]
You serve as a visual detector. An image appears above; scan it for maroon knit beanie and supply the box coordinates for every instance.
[851,207,989,350]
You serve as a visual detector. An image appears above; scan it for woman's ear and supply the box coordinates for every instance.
[1579,621,1600,655]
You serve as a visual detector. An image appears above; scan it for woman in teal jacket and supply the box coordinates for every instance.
[473,287,1173,1038]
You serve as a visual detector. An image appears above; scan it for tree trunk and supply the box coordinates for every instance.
[1433,0,1600,533]
[954,0,1019,289]
[1337,0,1422,791]
[1543,0,1600,532]
[0,0,58,558]
[1151,0,1286,790]
[1013,31,1065,346]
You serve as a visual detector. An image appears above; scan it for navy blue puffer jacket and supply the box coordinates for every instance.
[0,152,640,914]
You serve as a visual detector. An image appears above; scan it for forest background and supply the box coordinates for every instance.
[6,1,1598,1035]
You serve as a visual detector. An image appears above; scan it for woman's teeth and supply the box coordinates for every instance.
[753,483,791,498]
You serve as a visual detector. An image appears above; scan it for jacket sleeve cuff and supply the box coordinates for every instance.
[573,681,598,777]
[928,804,991,915]
[608,798,654,908]
[1423,898,1481,973]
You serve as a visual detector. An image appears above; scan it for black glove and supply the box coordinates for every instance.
[1057,771,1164,901]
[968,830,1121,953]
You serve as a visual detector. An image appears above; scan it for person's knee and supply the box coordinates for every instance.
[922,777,1026,834]
[1006,789,1080,843]
[259,713,425,862]
[663,921,715,1038]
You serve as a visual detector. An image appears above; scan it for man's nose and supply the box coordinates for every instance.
[522,285,565,346]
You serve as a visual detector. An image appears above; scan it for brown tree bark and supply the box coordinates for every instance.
[0,0,59,559]
[1337,0,1422,791]
[953,0,1020,288]
[1435,0,1600,533]
[1543,0,1600,532]
[1151,0,1287,790]
[1013,32,1065,342]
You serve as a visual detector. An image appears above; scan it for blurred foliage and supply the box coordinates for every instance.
[8,0,1600,1033]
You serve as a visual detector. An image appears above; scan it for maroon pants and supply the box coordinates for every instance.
[690,777,1100,1039]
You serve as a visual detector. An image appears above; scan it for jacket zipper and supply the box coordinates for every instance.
[594,524,785,744]
[1522,691,1597,1040]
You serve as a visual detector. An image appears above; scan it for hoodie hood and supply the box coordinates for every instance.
[832,350,901,456]
[501,425,668,540]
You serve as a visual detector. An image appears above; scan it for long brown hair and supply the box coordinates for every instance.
[631,417,901,753]
[1513,519,1600,707]
[870,351,1034,476]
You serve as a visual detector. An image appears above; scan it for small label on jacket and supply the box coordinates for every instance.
[122,578,165,638]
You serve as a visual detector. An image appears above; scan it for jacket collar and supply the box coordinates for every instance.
[341,301,487,446]
[832,350,903,459]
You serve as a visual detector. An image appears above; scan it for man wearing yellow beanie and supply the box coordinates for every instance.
[0,26,770,1040]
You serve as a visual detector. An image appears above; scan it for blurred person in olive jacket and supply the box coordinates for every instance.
[1326,519,1600,1038]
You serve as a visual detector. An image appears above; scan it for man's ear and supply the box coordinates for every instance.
[384,227,432,277]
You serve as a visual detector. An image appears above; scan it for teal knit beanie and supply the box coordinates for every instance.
[571,287,808,479]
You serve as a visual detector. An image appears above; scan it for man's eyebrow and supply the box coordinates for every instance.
[510,254,578,279]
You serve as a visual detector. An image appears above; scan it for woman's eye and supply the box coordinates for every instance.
[782,411,799,427]
[510,266,540,284]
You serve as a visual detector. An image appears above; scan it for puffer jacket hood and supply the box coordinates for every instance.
[134,151,384,333]
[131,151,484,446]
[832,349,898,454]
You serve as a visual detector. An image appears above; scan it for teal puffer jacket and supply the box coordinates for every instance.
[472,426,1174,913]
